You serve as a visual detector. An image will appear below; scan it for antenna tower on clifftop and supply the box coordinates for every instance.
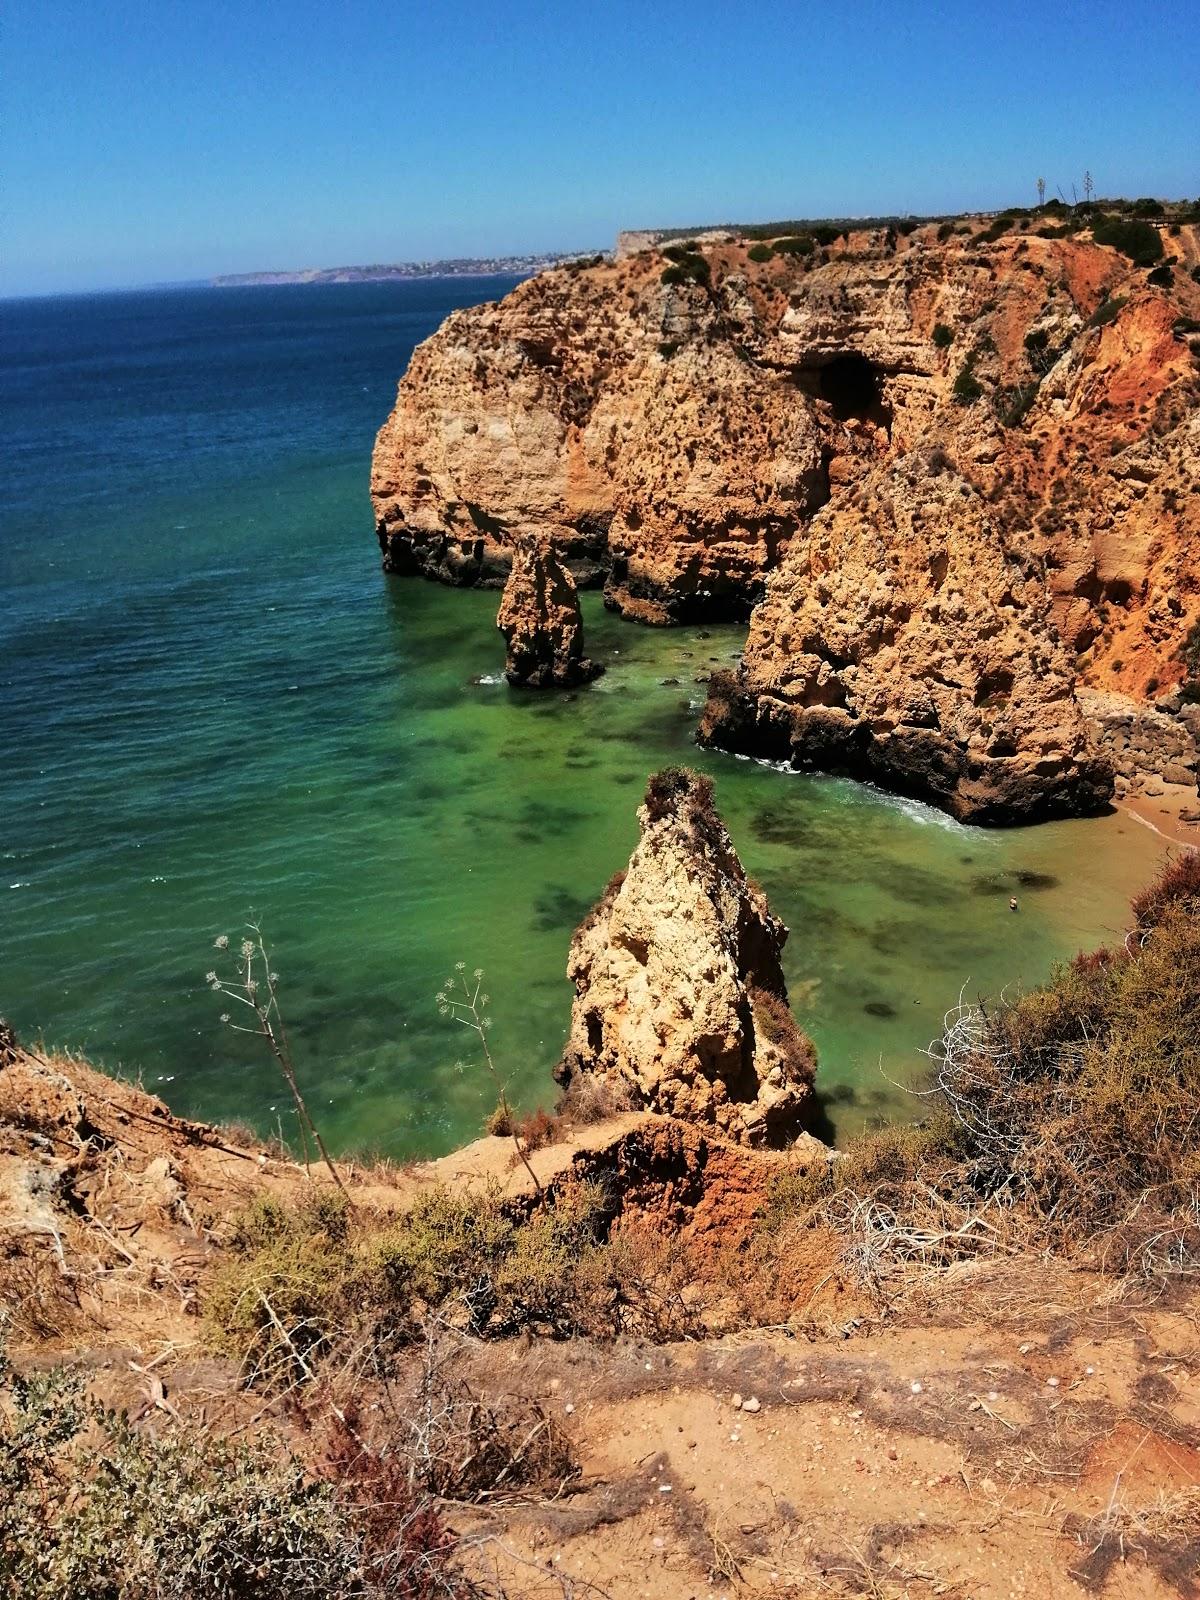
[1083,170,1094,205]
[1037,176,1045,207]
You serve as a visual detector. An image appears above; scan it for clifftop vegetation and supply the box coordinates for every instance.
[3,837,1200,1595]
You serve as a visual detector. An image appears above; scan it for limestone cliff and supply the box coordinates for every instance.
[555,768,815,1146]
[372,219,1200,815]
[698,451,1114,823]
[496,535,602,688]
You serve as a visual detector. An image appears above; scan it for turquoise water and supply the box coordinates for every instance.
[0,284,1166,1157]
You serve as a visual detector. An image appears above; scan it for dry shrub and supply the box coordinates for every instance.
[315,1411,478,1596]
[515,1107,558,1152]
[213,1118,260,1149]
[1066,1486,1200,1593]
[752,985,818,1089]
[485,1105,560,1149]
[768,856,1200,1302]
[482,1103,513,1138]
[556,1070,635,1126]
[574,1222,712,1339]
[931,880,1200,1239]
[0,1254,81,1346]
[1130,850,1200,928]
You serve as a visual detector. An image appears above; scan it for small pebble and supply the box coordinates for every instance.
[910,1381,923,1394]
[564,1403,574,1414]
[743,1396,761,1413]
[732,1392,743,1409]
[1046,1376,1060,1388]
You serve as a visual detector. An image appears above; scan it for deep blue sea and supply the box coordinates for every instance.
[0,282,1165,1157]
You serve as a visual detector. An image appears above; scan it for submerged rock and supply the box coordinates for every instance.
[556,767,815,1145]
[497,535,603,688]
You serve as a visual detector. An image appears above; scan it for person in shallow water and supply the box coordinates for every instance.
[1010,897,1019,912]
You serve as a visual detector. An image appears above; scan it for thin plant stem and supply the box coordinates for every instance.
[440,967,542,1196]
[207,921,348,1197]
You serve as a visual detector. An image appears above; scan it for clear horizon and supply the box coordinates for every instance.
[6,0,1198,298]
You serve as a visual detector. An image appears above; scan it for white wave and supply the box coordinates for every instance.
[860,783,972,833]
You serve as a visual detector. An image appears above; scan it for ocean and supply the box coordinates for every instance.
[0,280,1165,1157]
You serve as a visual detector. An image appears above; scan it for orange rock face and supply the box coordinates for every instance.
[372,222,1200,817]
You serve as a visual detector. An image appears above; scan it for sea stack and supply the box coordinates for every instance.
[497,534,603,688]
[556,767,815,1146]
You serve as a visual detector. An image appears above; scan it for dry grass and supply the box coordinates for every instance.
[757,857,1200,1310]
[1067,1485,1200,1592]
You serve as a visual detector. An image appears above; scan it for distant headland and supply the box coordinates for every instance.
[210,250,607,287]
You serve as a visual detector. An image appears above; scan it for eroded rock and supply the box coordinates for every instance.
[497,535,603,688]
[556,768,815,1145]
[372,223,1200,809]
[700,451,1114,824]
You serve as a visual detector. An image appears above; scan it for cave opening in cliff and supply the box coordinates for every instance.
[818,353,888,426]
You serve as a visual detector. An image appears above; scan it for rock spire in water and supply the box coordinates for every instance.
[555,767,815,1146]
[496,533,602,688]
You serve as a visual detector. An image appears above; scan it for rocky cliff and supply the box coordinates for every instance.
[372,218,1200,817]
[556,767,815,1145]
[496,535,602,687]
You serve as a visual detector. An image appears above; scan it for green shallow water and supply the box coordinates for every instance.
[0,283,1169,1157]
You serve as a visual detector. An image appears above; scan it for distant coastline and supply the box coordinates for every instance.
[210,250,606,287]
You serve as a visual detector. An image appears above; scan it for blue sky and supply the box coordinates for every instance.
[4,0,1197,295]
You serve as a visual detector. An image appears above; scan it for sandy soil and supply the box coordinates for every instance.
[1118,787,1200,852]
[3,1048,1198,1599]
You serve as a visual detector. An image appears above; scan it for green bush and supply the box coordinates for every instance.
[1087,294,1128,329]
[932,322,954,348]
[747,242,773,263]
[0,1352,367,1600]
[1147,264,1174,287]
[771,235,814,257]
[660,249,711,287]
[206,1180,615,1380]
[1091,214,1164,266]
[952,360,983,404]
[358,1185,516,1314]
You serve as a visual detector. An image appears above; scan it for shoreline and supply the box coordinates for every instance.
[1117,785,1200,850]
